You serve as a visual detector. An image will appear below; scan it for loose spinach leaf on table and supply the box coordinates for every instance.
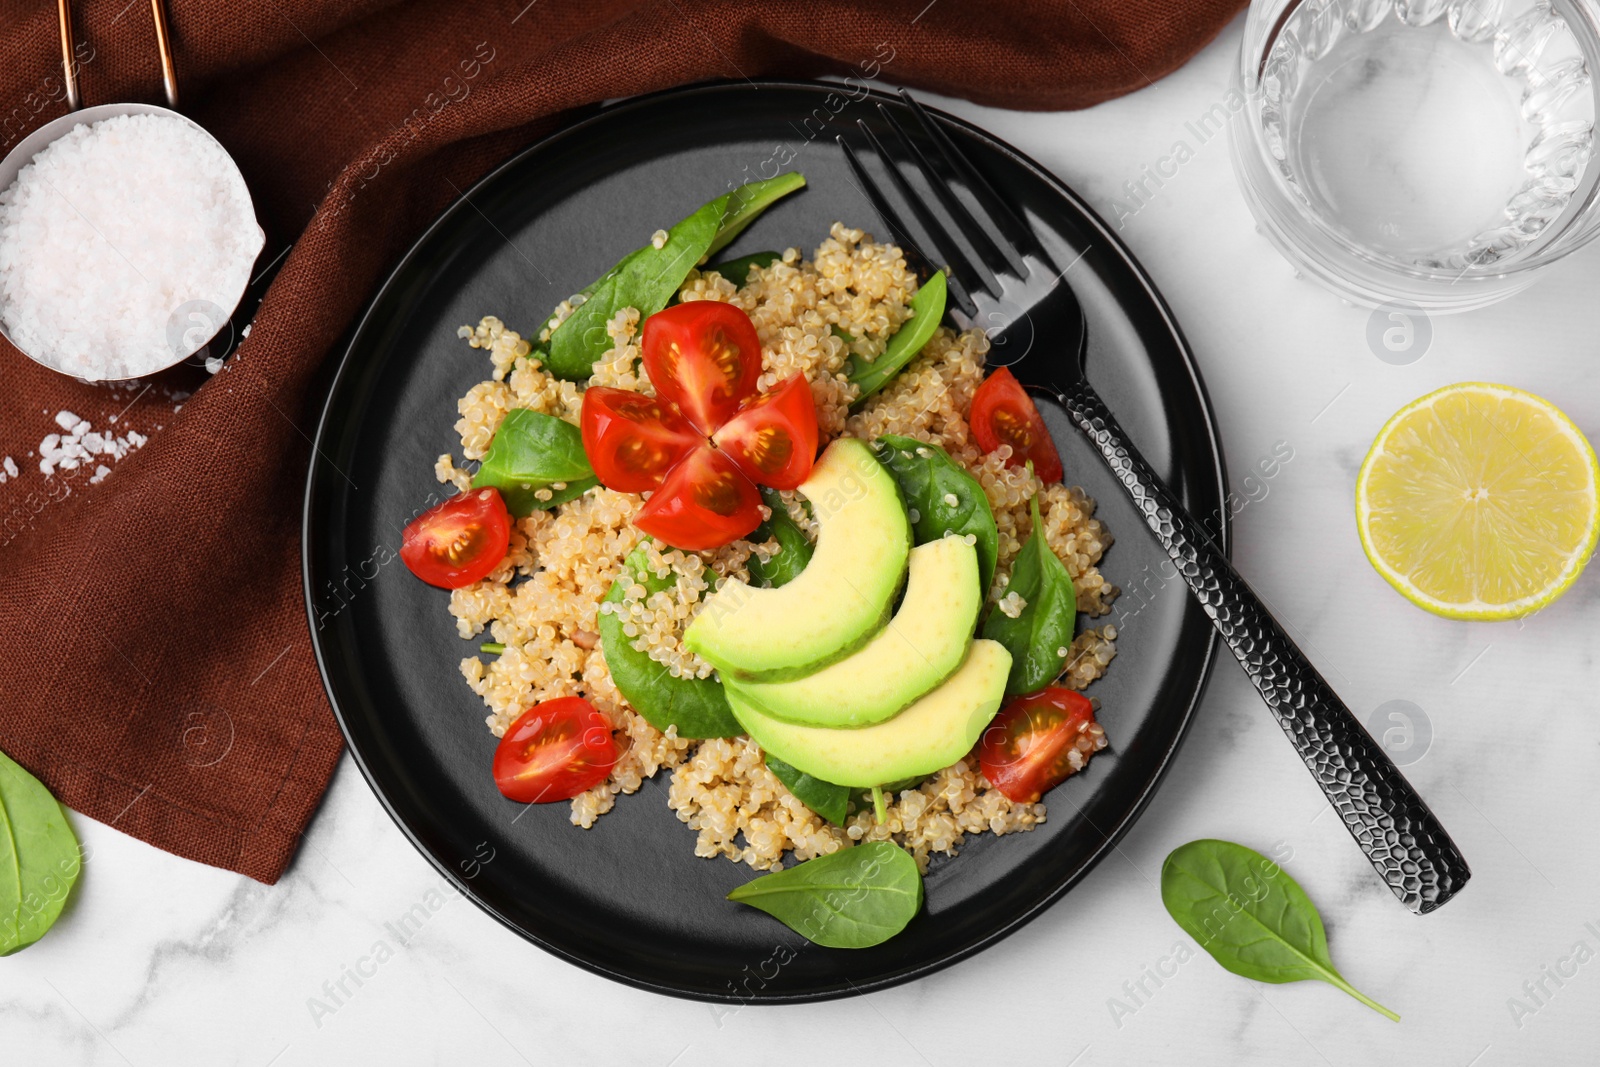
[470,409,597,515]
[847,271,947,406]
[765,756,850,826]
[871,434,999,594]
[598,546,741,739]
[981,489,1077,697]
[0,749,81,955]
[546,173,806,379]
[1161,839,1400,1021]
[727,840,922,948]
[706,250,780,288]
[747,489,814,589]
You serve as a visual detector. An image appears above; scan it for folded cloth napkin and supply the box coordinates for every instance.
[0,0,1244,882]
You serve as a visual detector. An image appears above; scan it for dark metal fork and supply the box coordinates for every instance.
[841,91,1471,915]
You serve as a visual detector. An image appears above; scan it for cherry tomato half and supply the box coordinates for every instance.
[581,386,700,493]
[978,687,1101,803]
[400,487,512,589]
[970,367,1063,483]
[492,697,617,803]
[641,300,763,436]
[634,444,763,551]
[713,373,820,491]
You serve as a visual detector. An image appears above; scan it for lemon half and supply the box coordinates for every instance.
[1356,382,1600,620]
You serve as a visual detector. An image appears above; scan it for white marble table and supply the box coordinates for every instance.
[10,19,1600,1066]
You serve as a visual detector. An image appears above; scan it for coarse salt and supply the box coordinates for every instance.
[38,410,146,477]
[0,113,264,381]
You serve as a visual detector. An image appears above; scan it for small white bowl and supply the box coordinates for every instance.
[0,101,265,381]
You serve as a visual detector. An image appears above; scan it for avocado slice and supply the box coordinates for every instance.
[684,438,911,681]
[726,640,1012,788]
[726,536,981,728]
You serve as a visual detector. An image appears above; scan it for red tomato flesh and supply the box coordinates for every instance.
[400,487,511,589]
[493,697,617,803]
[970,367,1064,483]
[634,445,763,551]
[978,687,1101,803]
[580,386,700,493]
[641,300,763,436]
[713,373,819,491]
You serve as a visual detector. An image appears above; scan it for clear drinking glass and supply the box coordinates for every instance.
[1230,0,1600,310]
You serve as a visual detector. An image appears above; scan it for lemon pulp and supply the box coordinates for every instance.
[1356,382,1600,620]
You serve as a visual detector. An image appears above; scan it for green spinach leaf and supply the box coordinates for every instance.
[981,490,1076,696]
[847,271,947,406]
[726,841,922,948]
[871,434,999,593]
[1161,839,1399,1021]
[547,173,806,379]
[707,250,780,288]
[0,749,81,955]
[598,546,741,739]
[470,409,597,515]
[765,756,850,826]
[747,489,815,589]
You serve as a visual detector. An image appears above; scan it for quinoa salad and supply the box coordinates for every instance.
[393,174,1118,946]
[433,223,1115,866]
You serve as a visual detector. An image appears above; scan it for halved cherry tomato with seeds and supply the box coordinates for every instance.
[400,487,511,589]
[580,387,699,493]
[714,374,819,490]
[970,367,1063,483]
[634,445,764,550]
[978,687,1102,803]
[641,300,764,435]
[580,301,819,551]
[493,697,617,803]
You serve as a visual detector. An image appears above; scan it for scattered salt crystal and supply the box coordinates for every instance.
[0,113,264,380]
[89,464,111,485]
[54,410,79,431]
[2,456,15,477]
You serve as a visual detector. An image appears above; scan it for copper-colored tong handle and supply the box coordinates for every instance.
[57,0,180,111]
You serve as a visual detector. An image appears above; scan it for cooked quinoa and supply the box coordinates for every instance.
[438,223,1117,872]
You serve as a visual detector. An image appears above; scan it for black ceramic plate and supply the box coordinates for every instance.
[304,80,1227,1003]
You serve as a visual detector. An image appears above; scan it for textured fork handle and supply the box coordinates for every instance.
[1059,380,1471,914]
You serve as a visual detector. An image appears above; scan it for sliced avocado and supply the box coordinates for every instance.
[683,438,911,681]
[727,640,1012,788]
[727,536,981,728]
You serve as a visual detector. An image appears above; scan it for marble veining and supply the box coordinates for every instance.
[8,20,1600,1065]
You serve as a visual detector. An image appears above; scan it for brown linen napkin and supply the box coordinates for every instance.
[0,0,1245,883]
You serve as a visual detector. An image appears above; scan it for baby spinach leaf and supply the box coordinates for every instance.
[470,409,597,515]
[598,546,741,739]
[982,490,1077,697]
[707,174,807,259]
[747,489,815,589]
[847,271,947,406]
[872,434,999,593]
[547,173,806,379]
[0,749,81,955]
[765,756,850,826]
[1161,839,1400,1021]
[707,250,780,288]
[727,840,922,948]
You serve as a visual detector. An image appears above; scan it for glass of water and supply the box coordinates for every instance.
[1230,0,1600,310]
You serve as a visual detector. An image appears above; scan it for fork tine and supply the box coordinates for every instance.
[898,90,1057,273]
[878,101,1028,280]
[854,118,998,305]
[838,134,978,319]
